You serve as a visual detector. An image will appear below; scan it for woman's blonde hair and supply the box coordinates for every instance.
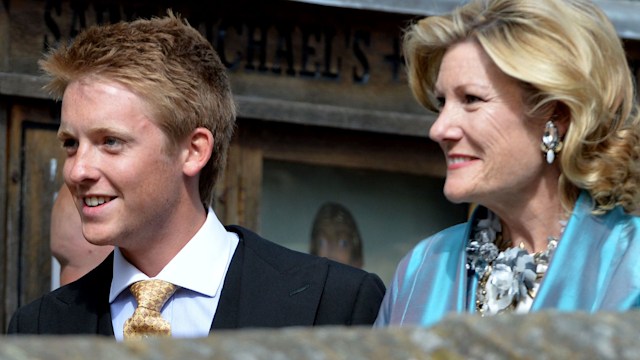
[404,0,640,213]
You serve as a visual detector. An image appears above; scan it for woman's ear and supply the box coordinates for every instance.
[182,127,214,177]
[552,102,571,137]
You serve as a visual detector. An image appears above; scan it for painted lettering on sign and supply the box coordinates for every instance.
[213,21,382,84]
[41,1,405,84]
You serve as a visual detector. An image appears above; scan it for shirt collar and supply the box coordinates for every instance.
[109,209,238,303]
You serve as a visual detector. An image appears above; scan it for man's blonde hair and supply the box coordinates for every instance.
[40,11,236,206]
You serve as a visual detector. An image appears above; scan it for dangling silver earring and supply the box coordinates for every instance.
[541,120,563,164]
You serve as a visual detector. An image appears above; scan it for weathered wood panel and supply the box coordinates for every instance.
[0,99,8,331]
[0,2,9,71]
[18,122,65,302]
[4,100,62,331]
[254,119,444,177]
[215,131,261,231]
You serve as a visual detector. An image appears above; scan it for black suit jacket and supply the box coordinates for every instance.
[7,225,385,335]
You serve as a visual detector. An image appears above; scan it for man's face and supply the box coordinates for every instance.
[57,79,185,254]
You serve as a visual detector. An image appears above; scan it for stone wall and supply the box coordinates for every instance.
[3,311,639,359]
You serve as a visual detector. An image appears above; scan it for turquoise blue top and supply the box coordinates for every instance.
[375,192,640,327]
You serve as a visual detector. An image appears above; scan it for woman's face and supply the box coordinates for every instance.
[429,40,547,209]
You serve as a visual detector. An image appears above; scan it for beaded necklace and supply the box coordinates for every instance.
[466,210,563,316]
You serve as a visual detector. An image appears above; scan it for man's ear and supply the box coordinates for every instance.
[182,127,214,177]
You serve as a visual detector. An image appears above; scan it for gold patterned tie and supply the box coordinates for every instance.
[123,279,177,340]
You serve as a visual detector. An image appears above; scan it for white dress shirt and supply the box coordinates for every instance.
[109,209,238,341]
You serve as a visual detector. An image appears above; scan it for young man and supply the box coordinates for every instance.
[8,13,385,339]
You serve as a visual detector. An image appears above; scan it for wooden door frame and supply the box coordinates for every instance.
[215,118,445,233]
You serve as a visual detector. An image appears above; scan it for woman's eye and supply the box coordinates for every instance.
[435,97,445,110]
[464,95,482,104]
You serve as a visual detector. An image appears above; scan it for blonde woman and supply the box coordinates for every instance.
[376,0,640,326]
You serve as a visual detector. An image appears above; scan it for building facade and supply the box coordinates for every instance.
[1,0,639,331]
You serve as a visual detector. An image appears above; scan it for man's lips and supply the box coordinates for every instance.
[83,196,115,207]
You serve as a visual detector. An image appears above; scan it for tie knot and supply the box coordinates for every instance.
[130,279,177,312]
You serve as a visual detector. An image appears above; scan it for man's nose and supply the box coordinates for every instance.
[65,146,100,184]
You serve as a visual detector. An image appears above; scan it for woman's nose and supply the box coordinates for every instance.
[428,104,464,144]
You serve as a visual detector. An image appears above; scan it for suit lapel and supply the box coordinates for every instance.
[211,226,330,329]
[54,254,115,335]
[210,239,244,330]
